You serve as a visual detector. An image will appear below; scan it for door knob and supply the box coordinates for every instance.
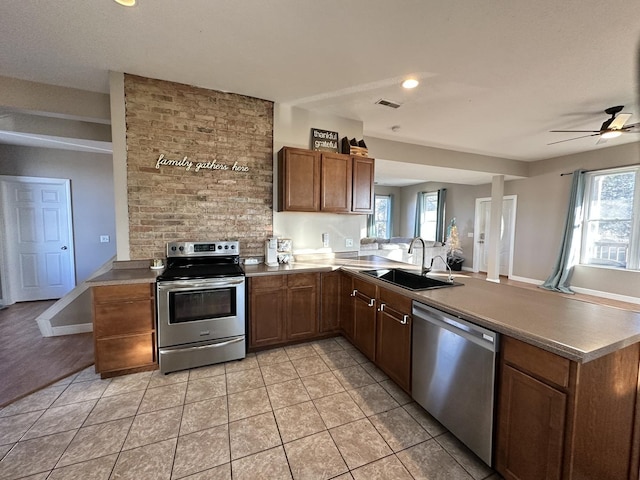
[61,246,68,250]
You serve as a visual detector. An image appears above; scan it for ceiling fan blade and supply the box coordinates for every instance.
[550,130,600,133]
[608,113,632,130]
[547,133,600,145]
[621,122,640,132]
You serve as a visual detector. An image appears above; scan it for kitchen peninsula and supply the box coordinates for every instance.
[89,256,640,480]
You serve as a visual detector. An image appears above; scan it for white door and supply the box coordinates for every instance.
[1,176,75,302]
[474,196,517,277]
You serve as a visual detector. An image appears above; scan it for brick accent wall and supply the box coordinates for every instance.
[124,74,273,259]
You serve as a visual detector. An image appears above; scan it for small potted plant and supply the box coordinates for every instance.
[446,218,464,271]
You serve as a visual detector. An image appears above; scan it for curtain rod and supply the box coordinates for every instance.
[560,162,640,176]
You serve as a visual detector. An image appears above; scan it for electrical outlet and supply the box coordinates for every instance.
[345,238,354,247]
[100,235,110,243]
[468,232,474,238]
[322,233,329,248]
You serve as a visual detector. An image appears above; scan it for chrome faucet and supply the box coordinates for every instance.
[432,255,454,283]
[408,237,429,276]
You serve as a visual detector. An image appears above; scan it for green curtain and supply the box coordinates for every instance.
[414,192,425,237]
[367,211,376,237]
[540,169,587,294]
[435,188,447,243]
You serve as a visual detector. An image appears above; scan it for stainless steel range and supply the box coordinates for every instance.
[156,241,246,374]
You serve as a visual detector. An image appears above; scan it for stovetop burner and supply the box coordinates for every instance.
[156,241,244,281]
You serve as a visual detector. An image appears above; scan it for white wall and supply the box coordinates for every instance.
[0,144,116,284]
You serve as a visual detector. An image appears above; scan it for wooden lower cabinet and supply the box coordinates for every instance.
[496,336,640,480]
[250,275,286,348]
[352,277,377,361]
[341,275,412,390]
[497,364,566,480]
[92,283,157,378]
[320,270,341,333]
[286,273,319,341]
[249,272,319,349]
[376,287,412,393]
[339,272,355,341]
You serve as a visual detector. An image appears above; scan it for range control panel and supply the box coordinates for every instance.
[166,241,240,257]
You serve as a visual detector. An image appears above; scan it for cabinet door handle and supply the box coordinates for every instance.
[368,298,375,308]
[381,304,410,325]
[350,289,357,297]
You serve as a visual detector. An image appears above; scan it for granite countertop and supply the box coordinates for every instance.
[87,255,640,364]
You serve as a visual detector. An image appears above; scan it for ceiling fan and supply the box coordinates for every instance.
[549,105,640,145]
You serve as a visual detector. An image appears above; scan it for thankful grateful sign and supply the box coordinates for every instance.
[154,154,250,173]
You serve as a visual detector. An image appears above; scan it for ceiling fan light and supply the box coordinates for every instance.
[114,0,136,6]
[601,130,622,139]
[402,79,419,89]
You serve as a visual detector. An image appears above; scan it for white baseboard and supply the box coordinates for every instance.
[507,275,640,305]
[571,286,640,305]
[508,275,542,285]
[37,316,54,337]
[36,256,115,337]
[50,323,93,336]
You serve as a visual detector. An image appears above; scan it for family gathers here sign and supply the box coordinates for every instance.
[154,154,250,173]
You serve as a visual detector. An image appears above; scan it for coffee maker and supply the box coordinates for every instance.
[264,237,278,266]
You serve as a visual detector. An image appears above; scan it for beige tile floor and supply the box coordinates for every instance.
[0,336,503,480]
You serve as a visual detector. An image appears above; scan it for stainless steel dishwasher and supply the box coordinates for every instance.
[412,301,499,466]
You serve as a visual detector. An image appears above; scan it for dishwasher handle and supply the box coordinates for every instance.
[412,301,498,352]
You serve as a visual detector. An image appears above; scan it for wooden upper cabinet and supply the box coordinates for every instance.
[277,147,374,214]
[352,156,375,214]
[321,153,352,212]
[278,147,320,212]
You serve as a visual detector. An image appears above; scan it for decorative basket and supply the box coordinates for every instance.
[350,146,369,157]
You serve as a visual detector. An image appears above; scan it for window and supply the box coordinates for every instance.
[370,194,392,238]
[581,166,640,270]
[415,189,446,242]
[417,191,438,241]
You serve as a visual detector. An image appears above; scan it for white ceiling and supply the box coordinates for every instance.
[1,0,640,185]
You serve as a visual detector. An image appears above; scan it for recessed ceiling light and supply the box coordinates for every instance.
[402,79,419,89]
[114,0,136,6]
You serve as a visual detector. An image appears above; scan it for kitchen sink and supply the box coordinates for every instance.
[361,268,462,291]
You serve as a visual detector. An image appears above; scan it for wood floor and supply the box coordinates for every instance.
[0,301,94,408]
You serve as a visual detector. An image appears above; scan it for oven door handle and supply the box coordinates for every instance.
[157,278,245,290]
[159,336,244,354]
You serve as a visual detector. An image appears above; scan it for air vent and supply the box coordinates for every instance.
[375,99,401,109]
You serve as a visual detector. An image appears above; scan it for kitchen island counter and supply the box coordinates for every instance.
[343,267,640,364]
